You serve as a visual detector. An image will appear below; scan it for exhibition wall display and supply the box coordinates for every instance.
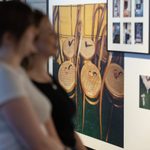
[49,0,150,150]
[49,0,124,149]
[108,0,150,54]
[53,2,124,148]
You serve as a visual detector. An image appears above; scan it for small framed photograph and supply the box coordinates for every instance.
[140,75,150,110]
[123,0,132,17]
[113,23,120,43]
[113,0,120,17]
[135,0,144,17]
[135,23,143,44]
[123,23,132,44]
[108,0,150,54]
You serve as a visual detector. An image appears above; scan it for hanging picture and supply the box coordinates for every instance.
[108,0,150,54]
[139,75,150,110]
[52,3,124,149]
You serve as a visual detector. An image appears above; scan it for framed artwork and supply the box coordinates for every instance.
[139,75,150,110]
[108,0,150,54]
[125,54,150,150]
[50,1,124,149]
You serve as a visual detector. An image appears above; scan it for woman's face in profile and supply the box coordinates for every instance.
[17,25,37,58]
[35,17,58,57]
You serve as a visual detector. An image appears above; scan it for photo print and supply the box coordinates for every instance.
[140,75,150,110]
[113,0,120,17]
[53,4,124,148]
[123,0,132,17]
[135,23,143,44]
[123,23,131,44]
[135,0,144,17]
[113,23,120,44]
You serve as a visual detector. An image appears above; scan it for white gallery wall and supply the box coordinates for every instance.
[49,0,150,150]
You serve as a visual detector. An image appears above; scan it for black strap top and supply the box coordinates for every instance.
[32,77,76,148]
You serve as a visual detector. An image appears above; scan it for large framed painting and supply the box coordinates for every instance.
[107,0,150,54]
[49,1,124,150]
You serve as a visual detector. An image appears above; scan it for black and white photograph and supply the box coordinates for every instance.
[135,0,144,17]
[135,23,143,44]
[113,23,120,44]
[123,23,132,44]
[113,0,120,17]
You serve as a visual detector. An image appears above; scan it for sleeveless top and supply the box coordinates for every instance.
[0,63,52,150]
[32,76,76,148]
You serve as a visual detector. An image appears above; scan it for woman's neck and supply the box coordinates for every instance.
[0,47,22,68]
[28,54,51,83]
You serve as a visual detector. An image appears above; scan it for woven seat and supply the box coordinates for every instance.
[58,61,76,93]
[81,61,101,99]
[80,38,95,60]
[105,63,124,99]
[63,37,76,59]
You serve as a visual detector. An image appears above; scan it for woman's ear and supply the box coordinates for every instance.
[1,32,16,48]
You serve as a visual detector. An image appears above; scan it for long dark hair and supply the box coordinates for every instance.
[0,0,34,45]
[21,9,46,70]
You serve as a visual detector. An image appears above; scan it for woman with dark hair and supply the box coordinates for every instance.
[23,9,87,150]
[0,1,64,150]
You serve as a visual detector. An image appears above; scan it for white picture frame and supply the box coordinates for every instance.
[108,0,150,54]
